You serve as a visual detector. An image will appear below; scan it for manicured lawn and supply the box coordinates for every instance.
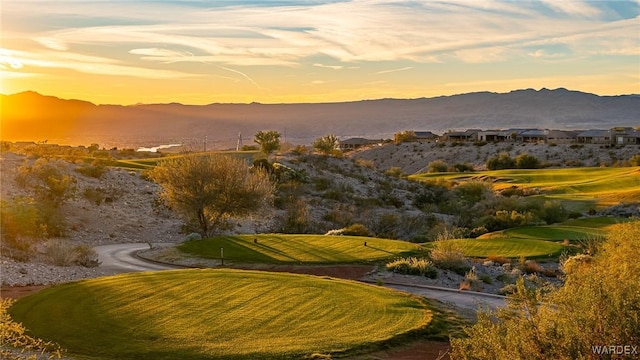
[502,226,605,241]
[178,234,423,264]
[440,238,565,258]
[10,269,432,360]
[479,217,628,242]
[411,167,640,207]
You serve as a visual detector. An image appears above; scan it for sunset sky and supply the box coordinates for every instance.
[1,0,639,105]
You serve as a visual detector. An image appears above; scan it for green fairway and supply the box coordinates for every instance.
[10,270,432,360]
[178,234,422,264]
[502,226,605,241]
[441,238,565,258]
[411,167,640,207]
[478,217,628,242]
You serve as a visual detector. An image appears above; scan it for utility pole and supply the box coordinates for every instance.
[236,132,242,151]
[204,135,207,152]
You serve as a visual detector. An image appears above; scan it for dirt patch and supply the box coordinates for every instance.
[0,285,50,299]
[352,340,450,360]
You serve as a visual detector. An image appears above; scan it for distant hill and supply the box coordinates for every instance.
[2,88,638,149]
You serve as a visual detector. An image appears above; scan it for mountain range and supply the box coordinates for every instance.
[2,88,638,150]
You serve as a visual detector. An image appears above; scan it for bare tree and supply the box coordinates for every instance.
[149,154,275,236]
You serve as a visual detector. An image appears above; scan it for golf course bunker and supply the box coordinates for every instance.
[10,269,433,360]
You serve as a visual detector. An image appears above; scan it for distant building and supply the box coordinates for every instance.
[338,137,380,151]
[610,127,640,145]
[547,130,577,144]
[478,130,512,142]
[414,131,440,141]
[517,129,548,143]
[442,129,480,142]
[576,130,611,144]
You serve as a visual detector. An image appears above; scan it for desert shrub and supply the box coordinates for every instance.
[369,213,400,239]
[429,239,469,275]
[464,266,480,287]
[341,223,371,236]
[515,153,540,169]
[629,154,640,166]
[36,203,68,238]
[75,160,107,178]
[576,235,606,256]
[487,255,510,265]
[384,166,405,178]
[83,187,105,205]
[15,158,76,206]
[479,274,492,284]
[355,158,375,169]
[74,244,100,267]
[43,240,100,268]
[386,257,437,278]
[1,298,64,360]
[427,160,448,173]
[453,181,492,206]
[496,273,513,284]
[522,260,543,274]
[280,197,312,233]
[44,239,79,266]
[451,221,640,360]
[538,200,569,224]
[451,162,474,172]
[184,232,203,241]
[486,152,516,170]
[0,198,39,248]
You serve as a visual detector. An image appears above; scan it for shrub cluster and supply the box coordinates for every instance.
[44,239,101,267]
[386,257,438,278]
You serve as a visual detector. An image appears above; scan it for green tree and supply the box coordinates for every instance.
[254,130,281,156]
[450,221,640,359]
[312,134,340,155]
[149,154,275,236]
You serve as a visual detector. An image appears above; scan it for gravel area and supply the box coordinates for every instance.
[0,257,111,287]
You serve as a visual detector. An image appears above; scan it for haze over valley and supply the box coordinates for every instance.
[2,88,638,150]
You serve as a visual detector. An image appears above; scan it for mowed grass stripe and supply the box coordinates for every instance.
[11,269,431,360]
[444,238,565,258]
[411,167,640,204]
[179,234,421,264]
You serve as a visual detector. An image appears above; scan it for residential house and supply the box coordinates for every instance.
[414,131,440,141]
[477,130,512,142]
[443,129,480,142]
[517,129,548,143]
[610,127,640,145]
[576,130,611,144]
[546,130,577,144]
[338,137,379,151]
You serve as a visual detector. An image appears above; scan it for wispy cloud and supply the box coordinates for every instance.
[2,0,638,102]
[376,67,413,75]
